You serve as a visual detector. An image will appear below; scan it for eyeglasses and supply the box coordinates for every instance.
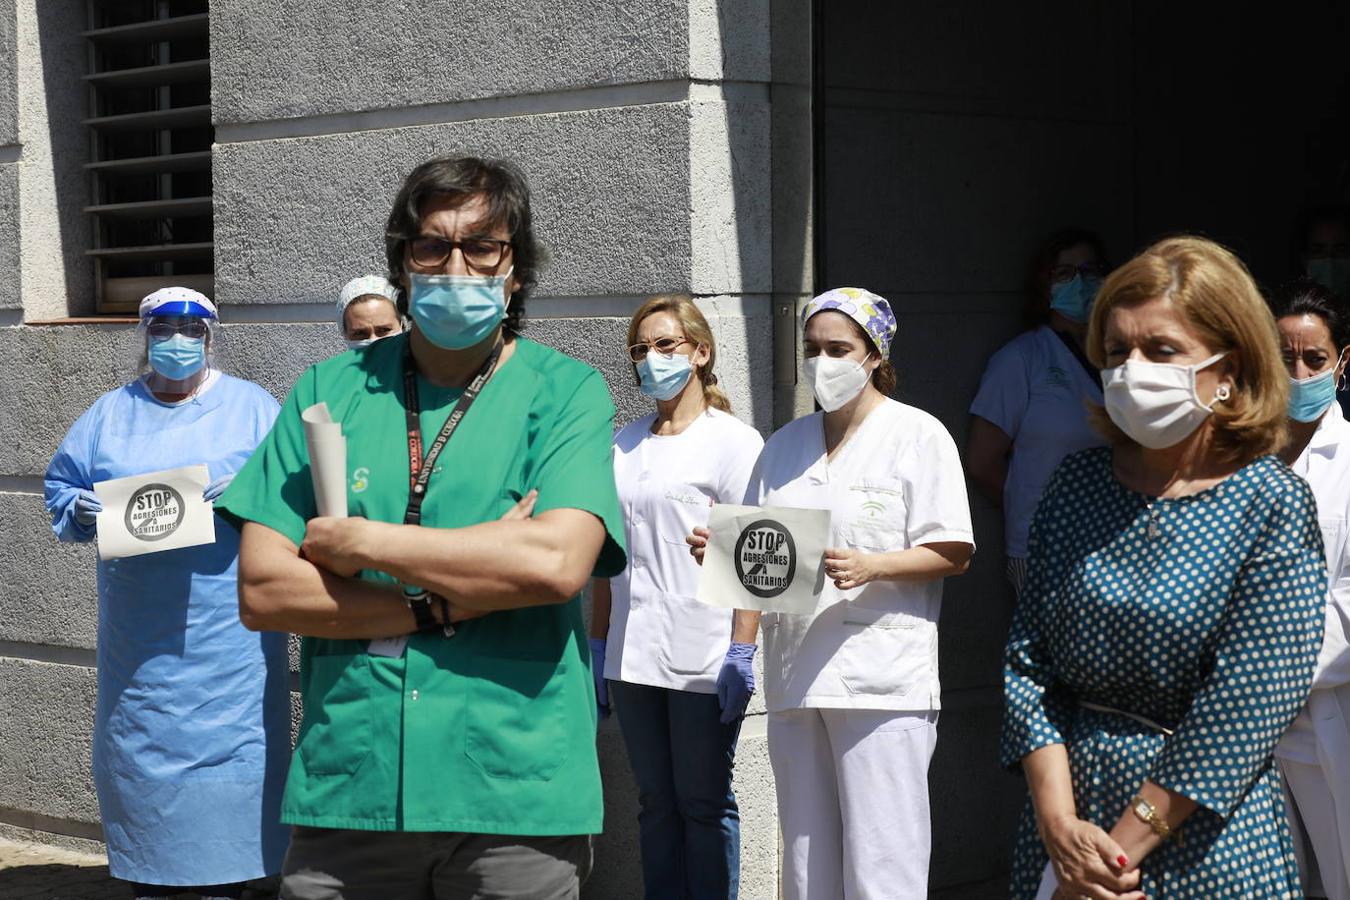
[407,236,512,272]
[146,321,209,340]
[1050,261,1108,284]
[627,336,690,362]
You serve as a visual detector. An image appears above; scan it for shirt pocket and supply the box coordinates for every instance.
[464,655,570,782]
[660,599,728,675]
[298,653,373,776]
[1319,515,1345,570]
[842,478,908,551]
[837,604,930,700]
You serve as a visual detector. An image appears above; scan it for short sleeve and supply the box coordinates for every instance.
[214,368,318,547]
[716,420,765,506]
[969,336,1031,439]
[1149,477,1326,818]
[529,369,627,578]
[999,461,1076,769]
[904,419,975,548]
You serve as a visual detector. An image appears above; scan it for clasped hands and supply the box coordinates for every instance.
[300,489,539,625]
[1041,814,1144,900]
[686,526,881,590]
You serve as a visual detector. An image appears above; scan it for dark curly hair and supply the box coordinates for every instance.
[384,157,543,334]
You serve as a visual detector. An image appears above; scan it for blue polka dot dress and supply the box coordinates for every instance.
[1001,448,1326,898]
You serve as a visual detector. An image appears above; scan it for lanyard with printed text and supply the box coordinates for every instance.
[401,339,502,526]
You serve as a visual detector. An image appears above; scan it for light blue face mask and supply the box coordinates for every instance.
[637,350,694,401]
[148,334,207,380]
[1049,273,1103,324]
[1288,365,1340,423]
[408,269,511,350]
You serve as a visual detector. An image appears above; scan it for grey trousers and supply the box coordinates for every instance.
[278,826,592,900]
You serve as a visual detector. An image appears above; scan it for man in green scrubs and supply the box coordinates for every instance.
[217,157,627,900]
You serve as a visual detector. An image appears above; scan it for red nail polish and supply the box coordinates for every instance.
[1117,854,1129,867]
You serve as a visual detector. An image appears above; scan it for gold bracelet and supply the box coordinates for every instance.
[1131,795,1183,845]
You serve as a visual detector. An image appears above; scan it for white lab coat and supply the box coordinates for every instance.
[605,408,764,692]
[1277,408,1350,898]
[745,399,975,713]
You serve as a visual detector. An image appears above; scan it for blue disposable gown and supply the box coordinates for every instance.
[44,372,290,885]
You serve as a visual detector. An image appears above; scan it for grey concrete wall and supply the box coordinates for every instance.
[0,0,18,313]
[819,2,1135,893]
[0,0,16,148]
[16,0,91,321]
[0,1,791,896]
[210,1,690,123]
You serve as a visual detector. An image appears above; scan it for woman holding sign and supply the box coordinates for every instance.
[44,288,289,899]
[692,288,975,899]
[590,295,764,899]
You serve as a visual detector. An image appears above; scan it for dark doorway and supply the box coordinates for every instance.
[815,3,1350,895]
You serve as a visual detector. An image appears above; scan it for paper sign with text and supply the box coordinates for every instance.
[696,504,830,615]
[93,464,216,560]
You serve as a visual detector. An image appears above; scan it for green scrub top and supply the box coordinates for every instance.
[216,334,627,835]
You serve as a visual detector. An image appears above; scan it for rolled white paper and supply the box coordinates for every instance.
[301,402,348,518]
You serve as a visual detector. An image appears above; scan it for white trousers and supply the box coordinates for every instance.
[1283,758,1348,900]
[767,707,938,900]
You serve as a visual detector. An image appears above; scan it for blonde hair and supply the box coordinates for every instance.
[627,295,731,413]
[1085,236,1289,463]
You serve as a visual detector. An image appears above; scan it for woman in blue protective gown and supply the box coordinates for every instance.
[44,287,290,900]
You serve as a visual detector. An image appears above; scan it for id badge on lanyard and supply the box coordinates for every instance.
[366,339,503,658]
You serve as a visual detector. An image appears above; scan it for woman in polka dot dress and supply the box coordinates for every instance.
[1001,237,1326,899]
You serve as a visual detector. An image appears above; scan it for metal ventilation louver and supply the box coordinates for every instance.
[83,0,212,314]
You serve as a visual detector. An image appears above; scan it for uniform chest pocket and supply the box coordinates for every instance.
[298,654,373,777]
[1319,515,1345,567]
[843,478,907,551]
[464,655,570,782]
[652,482,714,545]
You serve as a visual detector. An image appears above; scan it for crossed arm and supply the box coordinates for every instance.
[238,498,606,637]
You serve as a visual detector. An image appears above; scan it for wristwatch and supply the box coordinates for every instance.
[403,588,440,633]
[1131,795,1182,845]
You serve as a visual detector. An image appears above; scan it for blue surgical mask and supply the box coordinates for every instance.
[148,334,206,380]
[409,269,511,350]
[1049,273,1103,324]
[1289,366,1340,423]
[637,350,694,401]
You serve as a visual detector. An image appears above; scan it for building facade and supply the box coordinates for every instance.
[1,1,816,897]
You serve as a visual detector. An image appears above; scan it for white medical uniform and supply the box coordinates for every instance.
[605,408,764,692]
[745,398,974,900]
[1277,408,1350,900]
[969,326,1103,573]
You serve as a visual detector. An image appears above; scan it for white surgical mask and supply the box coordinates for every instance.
[803,354,871,412]
[1101,352,1227,449]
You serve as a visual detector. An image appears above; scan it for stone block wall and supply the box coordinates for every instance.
[0,2,809,896]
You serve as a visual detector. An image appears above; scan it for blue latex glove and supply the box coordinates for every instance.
[589,637,610,719]
[73,490,103,526]
[203,474,235,502]
[716,642,757,724]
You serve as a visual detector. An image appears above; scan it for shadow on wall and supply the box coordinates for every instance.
[25,0,92,319]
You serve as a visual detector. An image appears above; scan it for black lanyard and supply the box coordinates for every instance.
[401,340,502,526]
